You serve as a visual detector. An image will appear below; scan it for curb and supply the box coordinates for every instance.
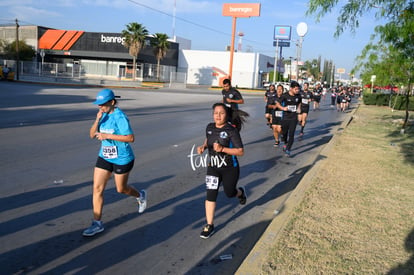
[236,103,361,274]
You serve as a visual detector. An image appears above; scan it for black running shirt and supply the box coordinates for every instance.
[280,92,301,120]
[205,122,243,168]
[222,88,243,110]
[265,90,278,105]
[300,91,313,106]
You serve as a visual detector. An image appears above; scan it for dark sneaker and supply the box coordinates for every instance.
[273,140,280,147]
[238,186,247,205]
[282,144,287,152]
[137,190,147,213]
[200,224,214,239]
[83,220,104,237]
[299,132,304,137]
[285,150,291,157]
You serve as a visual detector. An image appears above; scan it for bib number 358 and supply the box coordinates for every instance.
[103,146,118,159]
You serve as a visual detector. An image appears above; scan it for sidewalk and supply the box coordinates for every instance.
[237,103,414,274]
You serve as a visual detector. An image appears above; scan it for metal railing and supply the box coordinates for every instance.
[1,59,178,83]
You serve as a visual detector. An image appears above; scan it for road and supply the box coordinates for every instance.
[0,82,353,274]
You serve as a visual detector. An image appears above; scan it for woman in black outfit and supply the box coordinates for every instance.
[197,103,247,239]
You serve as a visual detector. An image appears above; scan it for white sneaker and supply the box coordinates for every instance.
[137,190,147,213]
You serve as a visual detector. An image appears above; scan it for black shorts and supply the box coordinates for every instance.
[95,157,134,174]
[300,105,310,114]
[272,111,283,125]
[265,106,272,114]
[313,96,321,103]
[272,117,282,125]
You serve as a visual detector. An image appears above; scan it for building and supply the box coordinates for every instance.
[1,24,275,88]
[178,50,274,88]
[0,25,179,80]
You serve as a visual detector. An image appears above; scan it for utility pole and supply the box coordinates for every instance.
[15,18,20,81]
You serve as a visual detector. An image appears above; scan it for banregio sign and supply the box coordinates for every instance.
[71,32,129,53]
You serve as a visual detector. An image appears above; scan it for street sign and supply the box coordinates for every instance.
[273,40,290,47]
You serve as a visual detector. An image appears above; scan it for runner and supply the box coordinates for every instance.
[221,78,247,131]
[336,86,343,112]
[82,89,147,237]
[330,87,337,108]
[197,103,247,239]
[340,88,348,112]
[312,83,323,111]
[268,84,284,146]
[264,84,277,128]
[297,82,313,137]
[273,81,302,157]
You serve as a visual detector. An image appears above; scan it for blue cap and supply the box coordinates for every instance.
[93,89,115,105]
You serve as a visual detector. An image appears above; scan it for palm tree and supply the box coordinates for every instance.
[121,22,149,80]
[150,33,170,81]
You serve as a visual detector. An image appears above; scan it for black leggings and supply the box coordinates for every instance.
[205,166,240,202]
[281,119,298,151]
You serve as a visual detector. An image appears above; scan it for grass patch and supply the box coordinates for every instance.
[262,105,414,274]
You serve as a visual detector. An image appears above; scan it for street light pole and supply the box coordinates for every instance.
[289,56,294,82]
[295,22,308,84]
[272,39,279,83]
[15,18,20,81]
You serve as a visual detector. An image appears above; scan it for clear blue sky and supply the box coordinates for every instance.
[1,0,383,77]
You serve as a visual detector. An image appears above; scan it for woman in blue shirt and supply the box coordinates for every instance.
[83,89,147,237]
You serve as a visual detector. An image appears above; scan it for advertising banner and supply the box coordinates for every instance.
[222,3,261,17]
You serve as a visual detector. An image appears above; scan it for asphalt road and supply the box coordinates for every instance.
[0,82,353,274]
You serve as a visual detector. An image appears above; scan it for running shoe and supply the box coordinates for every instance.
[285,150,291,157]
[200,224,215,239]
[83,220,104,237]
[238,186,247,205]
[282,144,287,152]
[299,132,304,137]
[137,190,147,213]
[273,140,280,147]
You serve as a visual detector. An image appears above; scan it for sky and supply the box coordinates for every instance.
[0,0,384,78]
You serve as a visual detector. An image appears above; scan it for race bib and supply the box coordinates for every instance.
[225,103,231,108]
[287,105,297,112]
[302,99,309,104]
[206,175,219,190]
[275,111,283,117]
[102,146,118,159]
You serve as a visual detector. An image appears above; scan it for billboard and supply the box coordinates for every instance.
[337,68,346,74]
[222,3,261,17]
[274,25,292,40]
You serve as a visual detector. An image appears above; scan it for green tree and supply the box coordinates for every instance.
[0,39,7,53]
[4,40,35,61]
[307,0,413,131]
[302,58,320,82]
[121,22,149,80]
[150,33,170,81]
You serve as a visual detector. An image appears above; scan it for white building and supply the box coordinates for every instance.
[178,49,275,88]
